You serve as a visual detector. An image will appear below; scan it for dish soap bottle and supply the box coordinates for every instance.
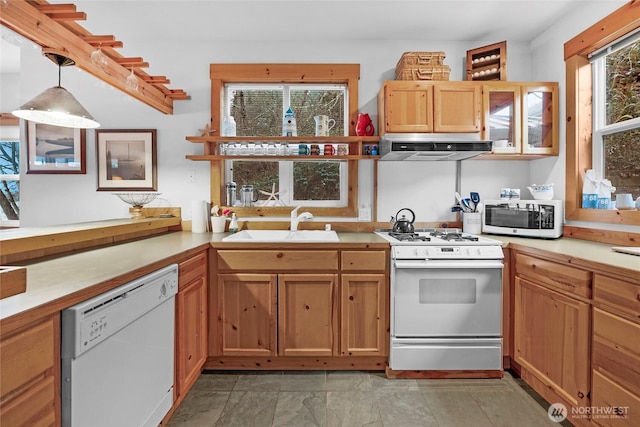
[228,213,239,234]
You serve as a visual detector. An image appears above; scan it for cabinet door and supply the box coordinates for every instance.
[521,84,558,155]
[514,277,590,411]
[592,307,640,427]
[340,274,387,356]
[176,276,207,399]
[482,83,522,154]
[384,83,433,133]
[433,83,481,132]
[217,273,277,356]
[278,274,338,357]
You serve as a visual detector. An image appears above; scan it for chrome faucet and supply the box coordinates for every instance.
[290,206,313,231]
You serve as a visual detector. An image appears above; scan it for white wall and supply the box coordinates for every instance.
[528,0,634,231]
[7,0,633,230]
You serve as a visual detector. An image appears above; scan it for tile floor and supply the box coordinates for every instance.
[167,370,571,427]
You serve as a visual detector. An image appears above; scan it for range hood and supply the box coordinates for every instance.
[378,133,492,161]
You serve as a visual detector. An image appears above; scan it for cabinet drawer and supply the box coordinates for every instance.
[592,370,640,427]
[593,308,640,397]
[341,251,387,271]
[217,250,338,271]
[514,253,591,298]
[179,251,207,288]
[594,274,640,319]
[0,316,56,400]
[0,375,56,427]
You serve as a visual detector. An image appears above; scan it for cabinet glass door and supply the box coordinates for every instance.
[483,85,521,153]
[522,85,558,155]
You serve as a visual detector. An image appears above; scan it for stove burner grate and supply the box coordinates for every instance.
[430,229,479,242]
[389,232,430,242]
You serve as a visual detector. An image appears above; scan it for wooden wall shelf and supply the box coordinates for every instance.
[466,41,507,81]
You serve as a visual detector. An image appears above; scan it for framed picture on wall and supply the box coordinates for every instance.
[96,129,157,191]
[26,121,86,174]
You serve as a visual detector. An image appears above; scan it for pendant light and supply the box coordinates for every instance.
[12,52,100,129]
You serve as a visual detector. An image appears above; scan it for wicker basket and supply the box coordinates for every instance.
[396,51,446,67]
[395,65,451,81]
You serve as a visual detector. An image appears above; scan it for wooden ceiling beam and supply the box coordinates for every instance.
[143,76,171,84]
[35,4,77,13]
[82,35,123,48]
[115,57,149,68]
[0,0,189,114]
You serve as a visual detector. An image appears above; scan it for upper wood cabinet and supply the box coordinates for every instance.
[378,81,482,134]
[481,82,559,158]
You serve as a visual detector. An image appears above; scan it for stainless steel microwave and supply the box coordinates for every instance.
[482,199,563,239]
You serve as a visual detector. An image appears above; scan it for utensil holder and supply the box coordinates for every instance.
[462,212,482,234]
[211,216,227,233]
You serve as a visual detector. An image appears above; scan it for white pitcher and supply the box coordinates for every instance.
[314,115,336,137]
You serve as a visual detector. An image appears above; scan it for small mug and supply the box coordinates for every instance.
[298,144,310,155]
[323,144,336,155]
[310,144,321,155]
[337,144,349,156]
[493,140,512,149]
[616,193,635,209]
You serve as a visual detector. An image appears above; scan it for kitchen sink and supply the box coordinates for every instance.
[222,230,339,242]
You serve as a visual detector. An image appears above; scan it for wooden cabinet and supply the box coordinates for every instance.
[591,274,640,426]
[217,273,277,356]
[481,82,558,157]
[378,81,482,134]
[513,251,591,425]
[278,274,338,356]
[175,252,208,402]
[340,250,388,357]
[209,247,389,368]
[0,314,59,427]
[340,274,387,356]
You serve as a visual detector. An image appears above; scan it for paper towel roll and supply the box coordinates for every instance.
[191,200,207,233]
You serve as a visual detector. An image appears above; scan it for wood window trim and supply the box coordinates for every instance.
[564,2,640,227]
[208,64,360,217]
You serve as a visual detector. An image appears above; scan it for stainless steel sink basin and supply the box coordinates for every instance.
[222,230,339,242]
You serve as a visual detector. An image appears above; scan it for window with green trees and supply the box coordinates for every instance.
[592,35,640,199]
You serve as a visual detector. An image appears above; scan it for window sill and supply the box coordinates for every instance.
[566,207,640,226]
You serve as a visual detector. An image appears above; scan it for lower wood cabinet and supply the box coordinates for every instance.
[341,274,387,356]
[514,276,590,418]
[217,273,277,356]
[0,314,59,427]
[175,251,208,402]
[210,248,389,366]
[278,274,338,356]
[591,273,640,427]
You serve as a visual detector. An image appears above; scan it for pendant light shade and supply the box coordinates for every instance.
[12,52,100,129]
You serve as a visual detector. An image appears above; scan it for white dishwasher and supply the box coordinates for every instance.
[61,263,178,427]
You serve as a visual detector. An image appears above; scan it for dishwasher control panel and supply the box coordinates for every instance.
[61,264,178,358]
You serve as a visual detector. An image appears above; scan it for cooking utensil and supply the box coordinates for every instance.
[461,198,473,212]
[470,192,480,212]
[392,208,415,233]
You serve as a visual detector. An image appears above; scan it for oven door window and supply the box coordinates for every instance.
[394,267,501,337]
[419,279,476,304]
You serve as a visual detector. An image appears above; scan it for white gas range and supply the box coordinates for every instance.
[376,229,505,374]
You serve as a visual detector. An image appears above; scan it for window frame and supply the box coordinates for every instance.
[209,64,360,217]
[0,113,20,227]
[564,2,640,227]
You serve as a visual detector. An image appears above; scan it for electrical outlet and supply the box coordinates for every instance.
[358,206,371,221]
[187,170,195,183]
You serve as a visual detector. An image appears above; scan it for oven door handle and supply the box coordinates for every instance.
[394,260,504,269]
